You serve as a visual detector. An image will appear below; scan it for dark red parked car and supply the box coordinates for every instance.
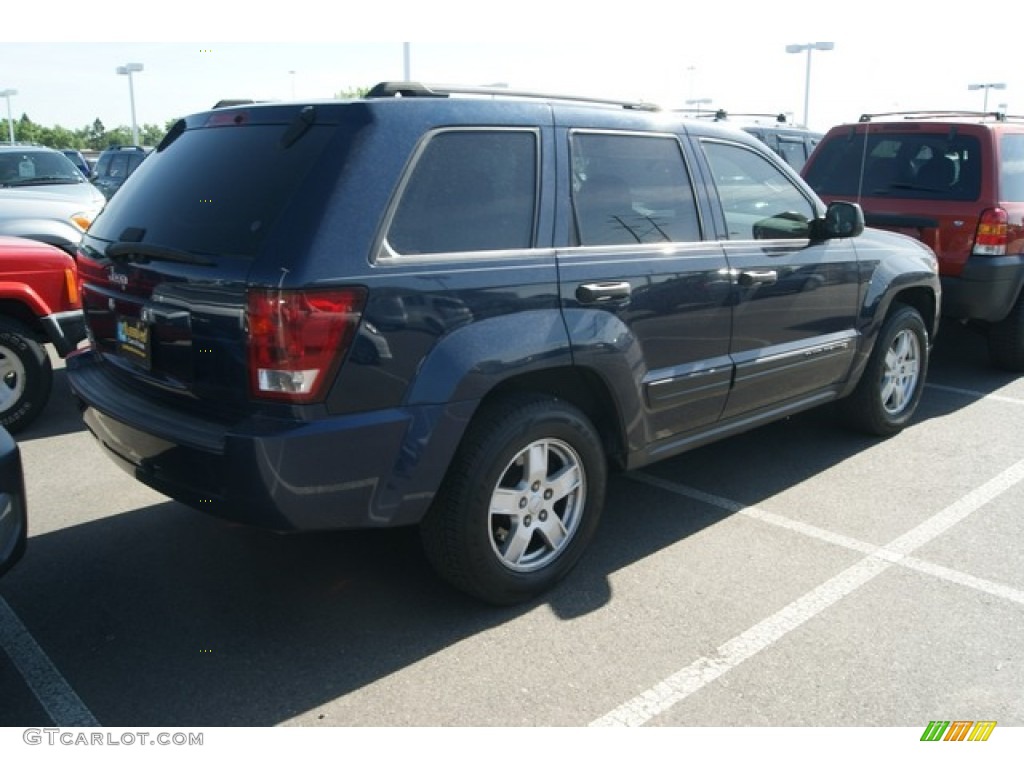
[803,111,1024,370]
[0,236,86,432]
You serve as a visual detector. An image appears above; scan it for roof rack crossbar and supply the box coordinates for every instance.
[366,81,661,111]
[858,110,1022,123]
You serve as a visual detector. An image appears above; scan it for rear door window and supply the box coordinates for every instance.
[570,132,700,245]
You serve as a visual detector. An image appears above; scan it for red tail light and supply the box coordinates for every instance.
[247,287,367,403]
[973,207,1008,256]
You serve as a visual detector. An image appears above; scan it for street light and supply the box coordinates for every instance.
[968,82,1006,112]
[785,42,834,128]
[686,97,712,117]
[116,62,144,146]
[0,89,16,144]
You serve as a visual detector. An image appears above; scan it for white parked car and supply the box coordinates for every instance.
[0,145,105,255]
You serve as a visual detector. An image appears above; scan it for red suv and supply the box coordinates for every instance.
[802,111,1024,370]
[0,236,86,432]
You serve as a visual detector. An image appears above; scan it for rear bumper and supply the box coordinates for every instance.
[67,350,472,531]
[940,254,1024,322]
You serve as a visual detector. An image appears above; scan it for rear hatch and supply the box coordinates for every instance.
[77,105,343,419]
[803,124,985,277]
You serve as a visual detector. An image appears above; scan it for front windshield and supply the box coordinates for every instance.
[0,151,85,187]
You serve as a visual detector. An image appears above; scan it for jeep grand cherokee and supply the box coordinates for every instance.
[67,82,941,604]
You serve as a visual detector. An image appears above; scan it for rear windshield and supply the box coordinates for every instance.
[1000,134,1024,202]
[804,131,982,202]
[87,122,334,257]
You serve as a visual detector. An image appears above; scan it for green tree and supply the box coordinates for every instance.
[37,125,77,148]
[15,114,40,144]
[85,119,106,150]
[101,126,133,148]
[335,86,371,99]
[140,123,167,146]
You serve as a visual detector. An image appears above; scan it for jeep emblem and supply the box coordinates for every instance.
[108,269,129,289]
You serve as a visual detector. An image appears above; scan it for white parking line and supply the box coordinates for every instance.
[590,458,1024,727]
[0,596,100,726]
[631,474,1024,607]
[926,382,1024,406]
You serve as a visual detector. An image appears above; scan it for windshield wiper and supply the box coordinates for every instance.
[107,241,216,266]
[2,176,79,186]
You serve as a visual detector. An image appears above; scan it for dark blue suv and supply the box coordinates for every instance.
[68,82,941,604]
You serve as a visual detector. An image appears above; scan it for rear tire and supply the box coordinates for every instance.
[988,292,1024,372]
[420,394,606,605]
[0,318,53,434]
[839,303,928,436]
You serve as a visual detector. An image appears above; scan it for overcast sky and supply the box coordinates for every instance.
[1,2,1018,135]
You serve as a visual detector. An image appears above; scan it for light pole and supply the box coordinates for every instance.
[403,42,411,80]
[785,42,834,128]
[289,70,296,98]
[116,62,144,146]
[686,97,712,117]
[968,82,1006,112]
[0,89,16,143]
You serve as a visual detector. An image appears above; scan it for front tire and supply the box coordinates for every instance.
[420,394,607,605]
[0,318,53,434]
[840,303,928,436]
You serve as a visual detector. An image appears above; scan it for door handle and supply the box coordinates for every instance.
[576,282,632,304]
[738,270,778,287]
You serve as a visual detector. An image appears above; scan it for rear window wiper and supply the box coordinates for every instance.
[107,241,216,266]
[889,182,944,192]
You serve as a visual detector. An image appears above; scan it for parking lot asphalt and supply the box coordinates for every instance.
[0,320,1021,731]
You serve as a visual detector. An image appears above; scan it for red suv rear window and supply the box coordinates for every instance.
[804,131,982,202]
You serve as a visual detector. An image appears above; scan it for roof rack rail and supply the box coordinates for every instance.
[673,108,806,126]
[709,110,792,123]
[365,81,661,111]
[858,110,1023,123]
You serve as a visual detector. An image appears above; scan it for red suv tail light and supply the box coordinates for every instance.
[247,287,367,403]
[973,208,1008,256]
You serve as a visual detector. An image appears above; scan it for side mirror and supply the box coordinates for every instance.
[810,200,865,241]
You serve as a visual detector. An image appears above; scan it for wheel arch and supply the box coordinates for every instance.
[889,285,938,343]
[0,303,46,344]
[476,366,628,471]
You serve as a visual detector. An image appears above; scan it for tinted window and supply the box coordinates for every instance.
[387,130,537,255]
[777,138,809,169]
[128,153,147,174]
[570,132,700,246]
[93,154,111,177]
[804,131,982,201]
[1000,134,1024,202]
[107,154,130,179]
[88,123,334,257]
[701,141,815,240]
